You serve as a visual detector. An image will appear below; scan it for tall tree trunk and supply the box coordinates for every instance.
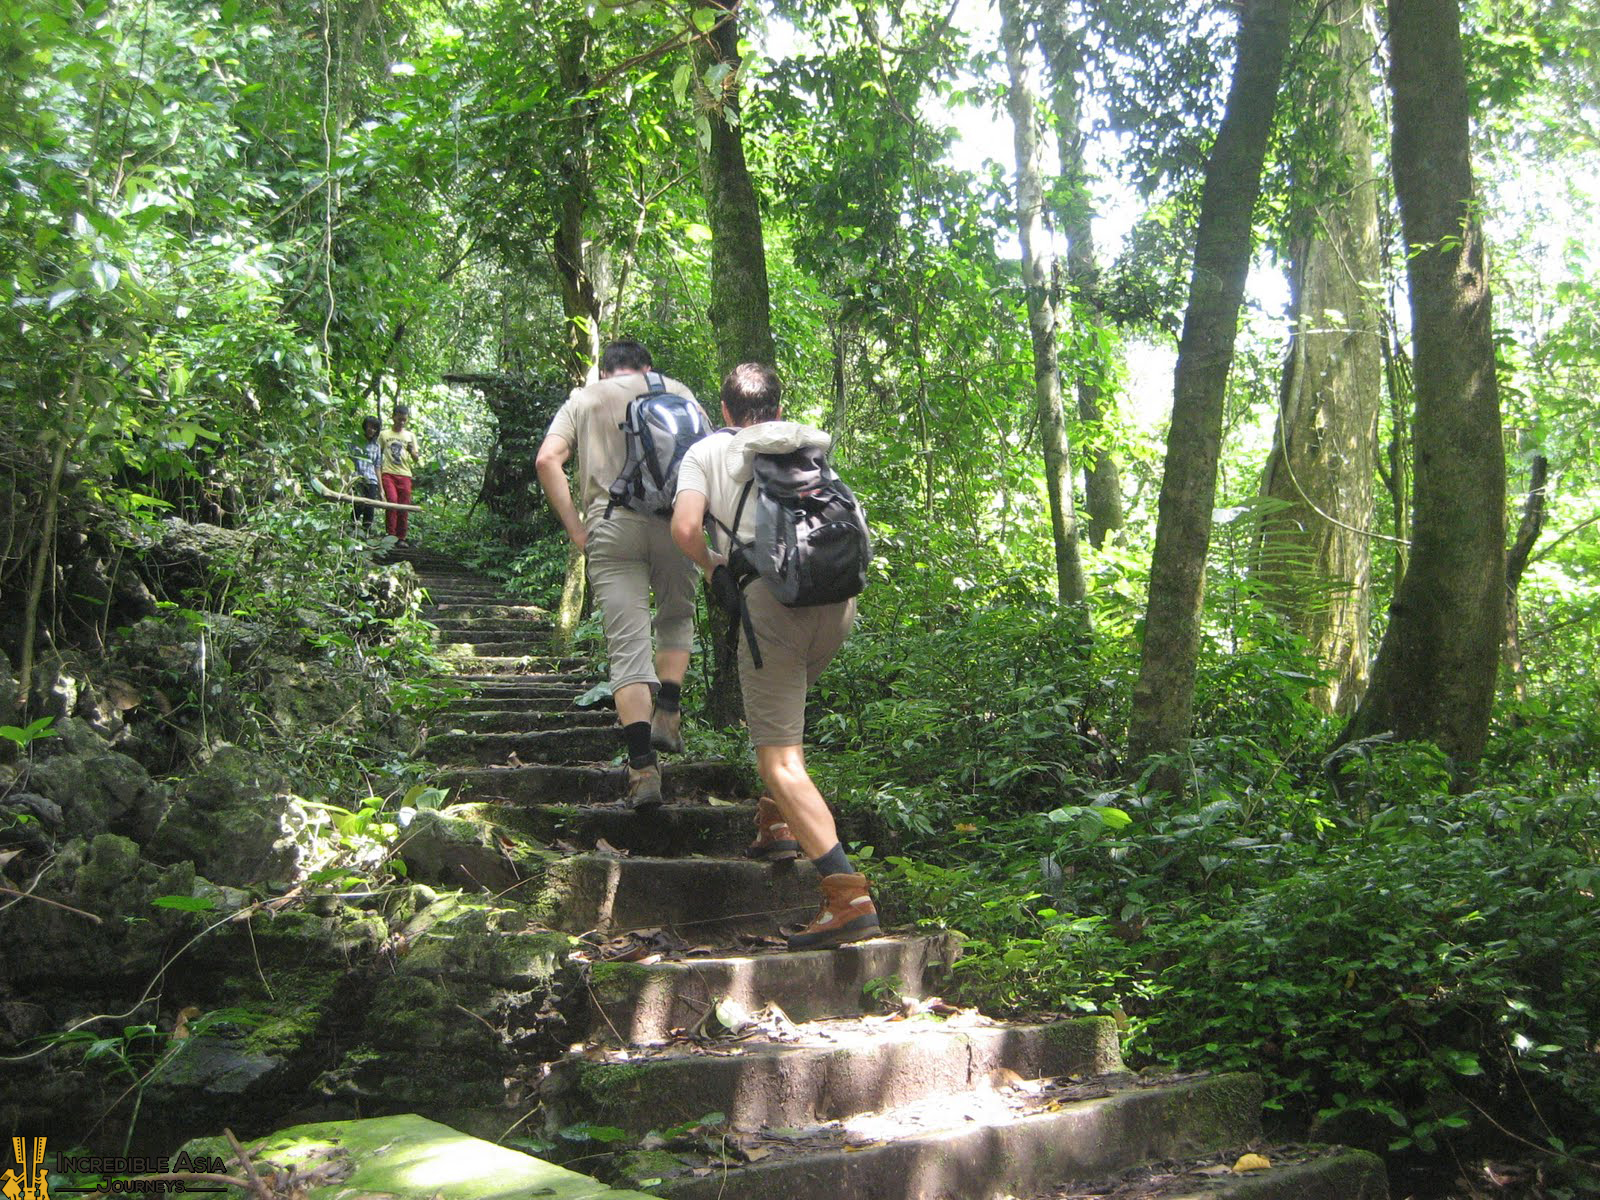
[691,0,773,727]
[1126,0,1293,776]
[693,0,776,374]
[1036,10,1124,549]
[998,0,1088,608]
[1502,453,1547,707]
[1339,0,1505,764]
[550,26,601,645]
[1257,0,1382,716]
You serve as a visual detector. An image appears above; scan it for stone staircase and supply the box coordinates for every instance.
[396,548,1389,1200]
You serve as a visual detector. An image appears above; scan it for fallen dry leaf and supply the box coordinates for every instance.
[1233,1153,1272,1173]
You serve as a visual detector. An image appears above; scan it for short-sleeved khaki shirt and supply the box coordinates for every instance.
[545,372,705,524]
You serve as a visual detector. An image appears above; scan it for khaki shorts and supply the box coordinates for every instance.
[738,582,856,746]
[586,509,697,689]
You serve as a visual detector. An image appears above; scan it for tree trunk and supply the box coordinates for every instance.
[1036,10,1124,549]
[693,0,776,374]
[1502,453,1548,706]
[1339,0,1505,764]
[553,28,602,383]
[1126,0,1293,776]
[998,0,1088,609]
[1257,0,1382,716]
[691,0,773,727]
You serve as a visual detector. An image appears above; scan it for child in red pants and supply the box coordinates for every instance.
[378,403,420,542]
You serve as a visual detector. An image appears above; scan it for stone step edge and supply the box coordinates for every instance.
[649,1072,1266,1200]
[549,1016,1124,1134]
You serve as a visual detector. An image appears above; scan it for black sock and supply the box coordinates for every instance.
[811,843,853,877]
[656,681,682,713]
[623,722,655,768]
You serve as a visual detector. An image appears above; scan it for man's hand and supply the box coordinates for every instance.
[709,562,742,616]
[570,525,589,554]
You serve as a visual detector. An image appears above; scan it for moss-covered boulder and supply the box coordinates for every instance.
[181,1113,656,1200]
[147,744,308,885]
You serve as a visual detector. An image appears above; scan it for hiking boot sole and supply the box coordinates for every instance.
[650,731,685,754]
[746,840,802,862]
[784,913,881,952]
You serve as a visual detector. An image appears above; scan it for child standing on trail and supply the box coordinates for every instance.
[349,415,383,530]
[671,362,879,951]
[378,403,420,543]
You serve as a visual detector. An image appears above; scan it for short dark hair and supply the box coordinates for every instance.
[721,362,782,425]
[600,339,653,375]
[393,403,411,417]
[362,416,381,433]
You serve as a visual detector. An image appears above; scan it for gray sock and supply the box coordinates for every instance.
[811,842,853,878]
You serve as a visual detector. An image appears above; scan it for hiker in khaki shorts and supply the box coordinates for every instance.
[536,339,711,808]
[671,362,880,951]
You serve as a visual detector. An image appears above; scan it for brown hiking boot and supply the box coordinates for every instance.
[746,796,801,862]
[649,706,684,754]
[625,762,663,811]
[784,873,880,951]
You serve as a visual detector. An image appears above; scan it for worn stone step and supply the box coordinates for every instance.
[516,800,758,858]
[448,654,590,674]
[424,727,622,766]
[444,759,751,805]
[435,631,553,650]
[544,853,818,939]
[424,602,553,620]
[652,1072,1265,1200]
[1021,1144,1389,1200]
[440,709,615,733]
[422,587,519,602]
[438,641,566,660]
[431,617,554,634]
[445,671,591,689]
[586,933,959,1045]
[547,1016,1123,1135]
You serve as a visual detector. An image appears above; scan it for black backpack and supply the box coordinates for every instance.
[709,442,871,666]
[606,372,709,517]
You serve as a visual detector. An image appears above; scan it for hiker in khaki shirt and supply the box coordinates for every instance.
[672,362,879,951]
[536,339,710,808]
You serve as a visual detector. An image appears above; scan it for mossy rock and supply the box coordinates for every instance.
[182,1113,656,1200]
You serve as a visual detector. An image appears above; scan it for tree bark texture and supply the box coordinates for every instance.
[999,0,1088,608]
[1257,0,1382,716]
[553,29,602,383]
[691,0,770,728]
[1036,10,1125,549]
[694,0,776,374]
[1340,0,1505,764]
[1126,0,1293,772]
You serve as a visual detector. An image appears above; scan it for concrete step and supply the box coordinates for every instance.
[444,759,752,805]
[446,654,590,674]
[547,1016,1123,1135]
[424,727,622,766]
[444,671,591,689]
[585,933,959,1045]
[651,1072,1265,1200]
[1021,1143,1389,1200]
[437,641,566,659]
[424,602,553,620]
[439,709,614,733]
[543,853,818,939]
[422,587,519,603]
[517,800,757,858]
[432,620,556,640]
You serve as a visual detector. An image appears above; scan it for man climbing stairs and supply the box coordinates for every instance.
[395,548,1389,1200]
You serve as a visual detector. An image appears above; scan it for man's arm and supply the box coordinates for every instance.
[536,432,587,551]
[671,489,717,575]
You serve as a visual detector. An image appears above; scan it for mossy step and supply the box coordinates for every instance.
[440,696,597,716]
[438,642,570,661]
[1021,1143,1389,1199]
[443,759,752,805]
[543,853,819,938]
[547,1016,1123,1134]
[181,1113,652,1200]
[447,655,590,675]
[518,799,760,857]
[586,932,959,1044]
[445,670,591,688]
[431,617,554,634]
[439,709,615,733]
[651,1073,1265,1200]
[425,602,553,620]
[423,726,622,766]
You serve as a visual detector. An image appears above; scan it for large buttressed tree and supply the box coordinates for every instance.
[1340,0,1505,763]
[1256,0,1383,717]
